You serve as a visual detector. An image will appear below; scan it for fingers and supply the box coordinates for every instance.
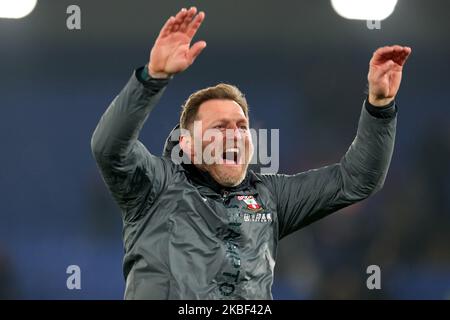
[171,8,189,33]
[374,46,395,57]
[186,11,205,39]
[179,7,197,33]
[371,45,412,66]
[187,41,207,64]
[393,46,412,66]
[159,16,175,38]
[159,7,205,40]
[371,46,395,64]
[158,8,189,37]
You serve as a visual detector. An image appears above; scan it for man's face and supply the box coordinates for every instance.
[182,99,254,187]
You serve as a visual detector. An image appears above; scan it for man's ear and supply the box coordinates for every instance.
[179,134,192,156]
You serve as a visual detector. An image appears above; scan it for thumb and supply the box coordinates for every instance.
[187,41,207,64]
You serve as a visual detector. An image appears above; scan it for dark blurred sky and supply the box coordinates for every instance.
[0,0,449,299]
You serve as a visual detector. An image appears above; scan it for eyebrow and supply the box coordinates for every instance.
[209,118,249,126]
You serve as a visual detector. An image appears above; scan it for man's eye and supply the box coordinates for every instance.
[239,126,248,130]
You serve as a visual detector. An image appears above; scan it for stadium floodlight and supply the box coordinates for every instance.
[0,0,37,19]
[331,0,398,20]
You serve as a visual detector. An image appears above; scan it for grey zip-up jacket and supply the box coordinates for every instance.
[91,67,397,300]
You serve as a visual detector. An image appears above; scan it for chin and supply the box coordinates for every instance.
[211,165,247,187]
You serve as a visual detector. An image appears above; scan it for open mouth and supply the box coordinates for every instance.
[222,147,240,165]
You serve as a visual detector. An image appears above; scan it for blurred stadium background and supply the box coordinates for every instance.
[0,0,449,299]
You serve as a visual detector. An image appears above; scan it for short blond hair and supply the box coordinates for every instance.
[180,83,249,130]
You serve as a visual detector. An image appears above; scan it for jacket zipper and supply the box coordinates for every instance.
[222,190,229,202]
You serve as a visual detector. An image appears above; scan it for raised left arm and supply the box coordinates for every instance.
[260,45,412,239]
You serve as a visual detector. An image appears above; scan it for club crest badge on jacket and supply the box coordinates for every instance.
[237,195,263,212]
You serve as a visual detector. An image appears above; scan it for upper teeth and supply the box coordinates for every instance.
[226,148,239,153]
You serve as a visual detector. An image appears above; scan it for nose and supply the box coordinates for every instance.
[225,125,243,141]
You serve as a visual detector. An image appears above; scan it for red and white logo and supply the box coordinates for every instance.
[237,195,262,211]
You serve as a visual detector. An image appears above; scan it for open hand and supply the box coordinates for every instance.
[148,7,206,78]
[368,45,412,106]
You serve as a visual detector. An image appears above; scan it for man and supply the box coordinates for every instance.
[91,7,411,299]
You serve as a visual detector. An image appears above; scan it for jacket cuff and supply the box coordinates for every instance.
[364,97,397,119]
[135,65,172,88]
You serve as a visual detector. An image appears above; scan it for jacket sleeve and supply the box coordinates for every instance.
[261,100,397,239]
[90,67,173,222]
